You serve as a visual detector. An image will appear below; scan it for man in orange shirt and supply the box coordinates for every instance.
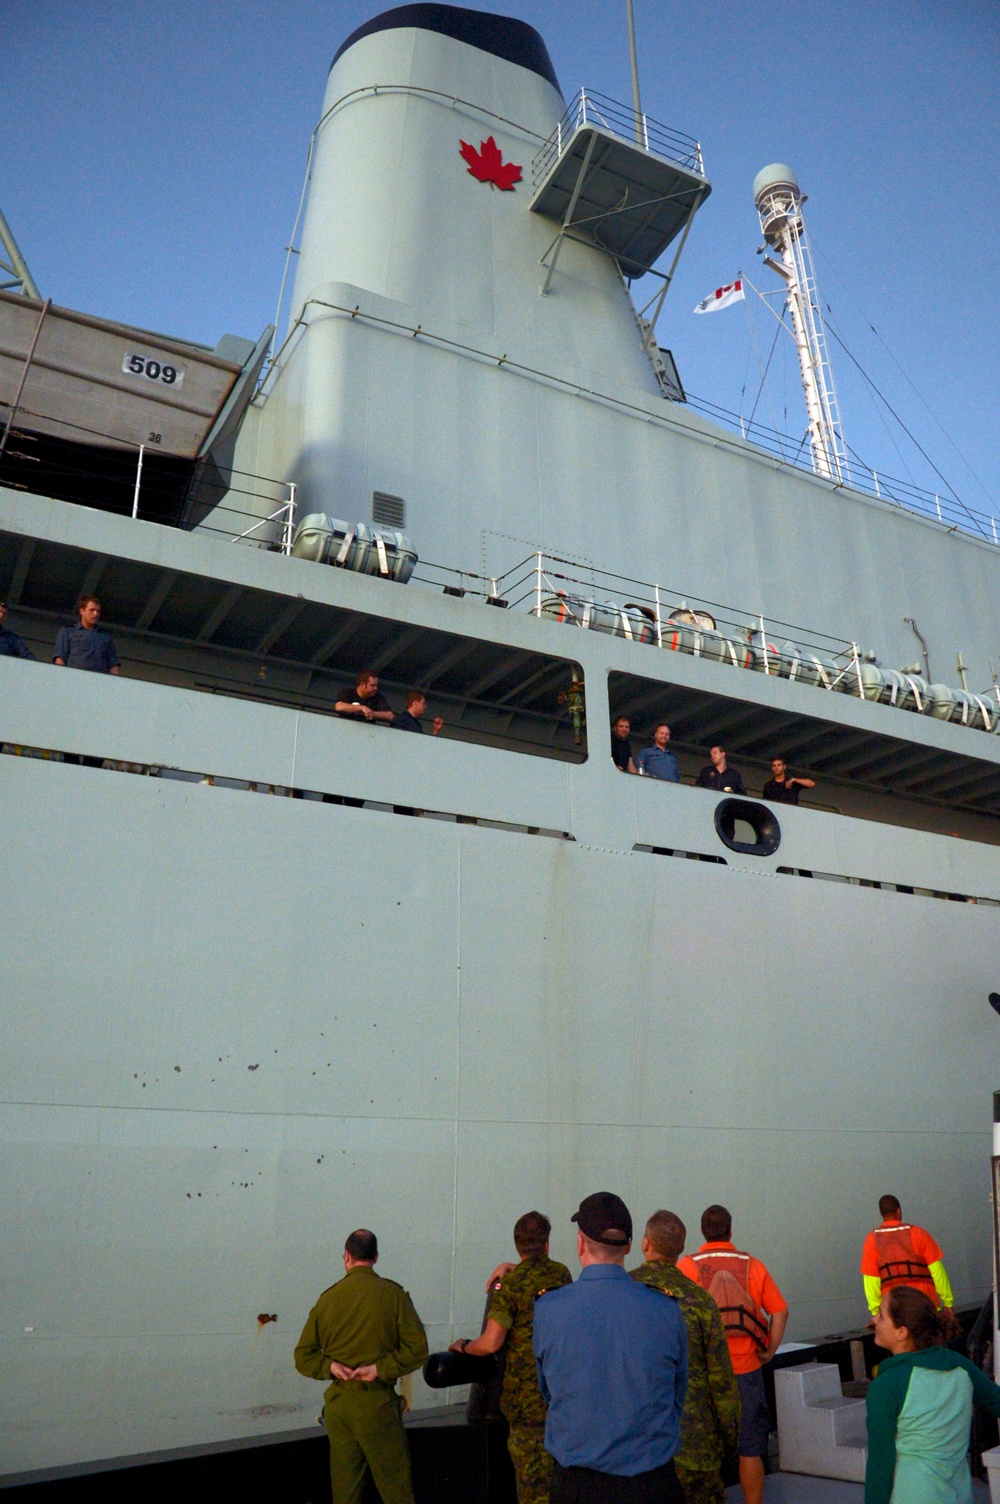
[860,1194,956,1325]
[678,1205,787,1504]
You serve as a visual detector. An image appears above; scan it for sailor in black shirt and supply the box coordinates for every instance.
[335,671,394,724]
[695,745,746,795]
[610,715,636,773]
[395,690,443,735]
[762,757,815,805]
[0,601,34,659]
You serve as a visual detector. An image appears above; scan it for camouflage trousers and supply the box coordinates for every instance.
[507,1422,553,1504]
[674,1463,727,1504]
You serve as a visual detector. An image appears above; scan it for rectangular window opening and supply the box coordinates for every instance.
[607,668,1000,847]
[633,843,726,865]
[776,866,999,906]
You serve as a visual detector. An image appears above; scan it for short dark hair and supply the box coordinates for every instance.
[644,1210,686,1261]
[887,1286,945,1349]
[879,1195,901,1220]
[513,1210,551,1257]
[701,1204,732,1242]
[77,594,101,611]
[406,690,427,708]
[357,669,376,685]
[345,1228,378,1261]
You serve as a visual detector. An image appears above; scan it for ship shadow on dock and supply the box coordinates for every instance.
[0,1407,515,1504]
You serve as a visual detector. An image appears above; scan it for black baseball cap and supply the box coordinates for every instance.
[571,1192,632,1245]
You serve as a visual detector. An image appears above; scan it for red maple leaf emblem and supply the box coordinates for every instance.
[459,135,522,191]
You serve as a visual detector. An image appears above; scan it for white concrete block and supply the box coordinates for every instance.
[775,1363,868,1483]
[982,1444,1000,1504]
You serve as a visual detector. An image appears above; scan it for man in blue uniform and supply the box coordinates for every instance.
[533,1192,688,1504]
[0,600,34,658]
[395,691,444,735]
[636,724,680,781]
[54,596,120,674]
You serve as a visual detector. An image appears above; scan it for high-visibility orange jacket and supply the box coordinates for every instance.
[678,1243,786,1375]
[859,1218,952,1315]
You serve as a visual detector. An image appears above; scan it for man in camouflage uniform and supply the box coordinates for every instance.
[294,1228,428,1503]
[450,1210,571,1504]
[631,1210,740,1504]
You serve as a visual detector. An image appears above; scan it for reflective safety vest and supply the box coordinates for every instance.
[691,1250,770,1350]
[872,1224,937,1299]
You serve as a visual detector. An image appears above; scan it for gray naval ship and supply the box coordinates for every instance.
[2,0,1000,1484]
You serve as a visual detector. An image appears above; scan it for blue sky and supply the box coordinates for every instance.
[5,0,998,511]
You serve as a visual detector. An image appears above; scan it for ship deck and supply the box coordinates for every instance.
[739,1480,991,1501]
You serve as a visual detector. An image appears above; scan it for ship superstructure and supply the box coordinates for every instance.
[2,3,999,1484]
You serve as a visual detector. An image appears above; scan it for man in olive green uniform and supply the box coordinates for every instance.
[631,1210,740,1504]
[450,1210,571,1504]
[294,1228,428,1504]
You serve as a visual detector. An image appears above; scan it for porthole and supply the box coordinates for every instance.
[714,798,781,857]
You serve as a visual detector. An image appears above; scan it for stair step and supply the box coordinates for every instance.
[775,1363,868,1483]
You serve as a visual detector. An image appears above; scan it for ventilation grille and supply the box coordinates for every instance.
[372,491,406,528]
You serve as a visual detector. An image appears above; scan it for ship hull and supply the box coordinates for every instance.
[2,632,996,1475]
[4,4,1000,1480]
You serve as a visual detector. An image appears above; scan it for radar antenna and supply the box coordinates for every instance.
[753,165,845,483]
[0,203,40,299]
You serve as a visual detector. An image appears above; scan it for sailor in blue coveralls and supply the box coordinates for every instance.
[0,600,34,659]
[53,596,120,674]
[533,1192,689,1504]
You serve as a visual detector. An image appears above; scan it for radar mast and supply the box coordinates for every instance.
[754,164,846,483]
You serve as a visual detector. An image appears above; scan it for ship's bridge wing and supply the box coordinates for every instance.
[530,90,710,279]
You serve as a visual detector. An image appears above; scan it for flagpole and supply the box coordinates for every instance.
[626,0,643,146]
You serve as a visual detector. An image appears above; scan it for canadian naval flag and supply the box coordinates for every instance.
[693,279,745,314]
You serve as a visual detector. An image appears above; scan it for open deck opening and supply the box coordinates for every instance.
[609,669,1000,845]
[0,528,587,762]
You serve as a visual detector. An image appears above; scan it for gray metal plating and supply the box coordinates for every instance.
[1,7,999,1484]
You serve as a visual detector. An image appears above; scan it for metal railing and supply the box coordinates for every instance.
[0,395,299,548]
[219,512,1000,741]
[683,391,1000,545]
[229,484,296,556]
[474,549,1000,736]
[270,297,1000,553]
[6,344,1000,730]
[531,88,704,190]
[503,549,862,669]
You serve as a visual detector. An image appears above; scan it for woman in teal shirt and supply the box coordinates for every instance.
[866,1285,1000,1504]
